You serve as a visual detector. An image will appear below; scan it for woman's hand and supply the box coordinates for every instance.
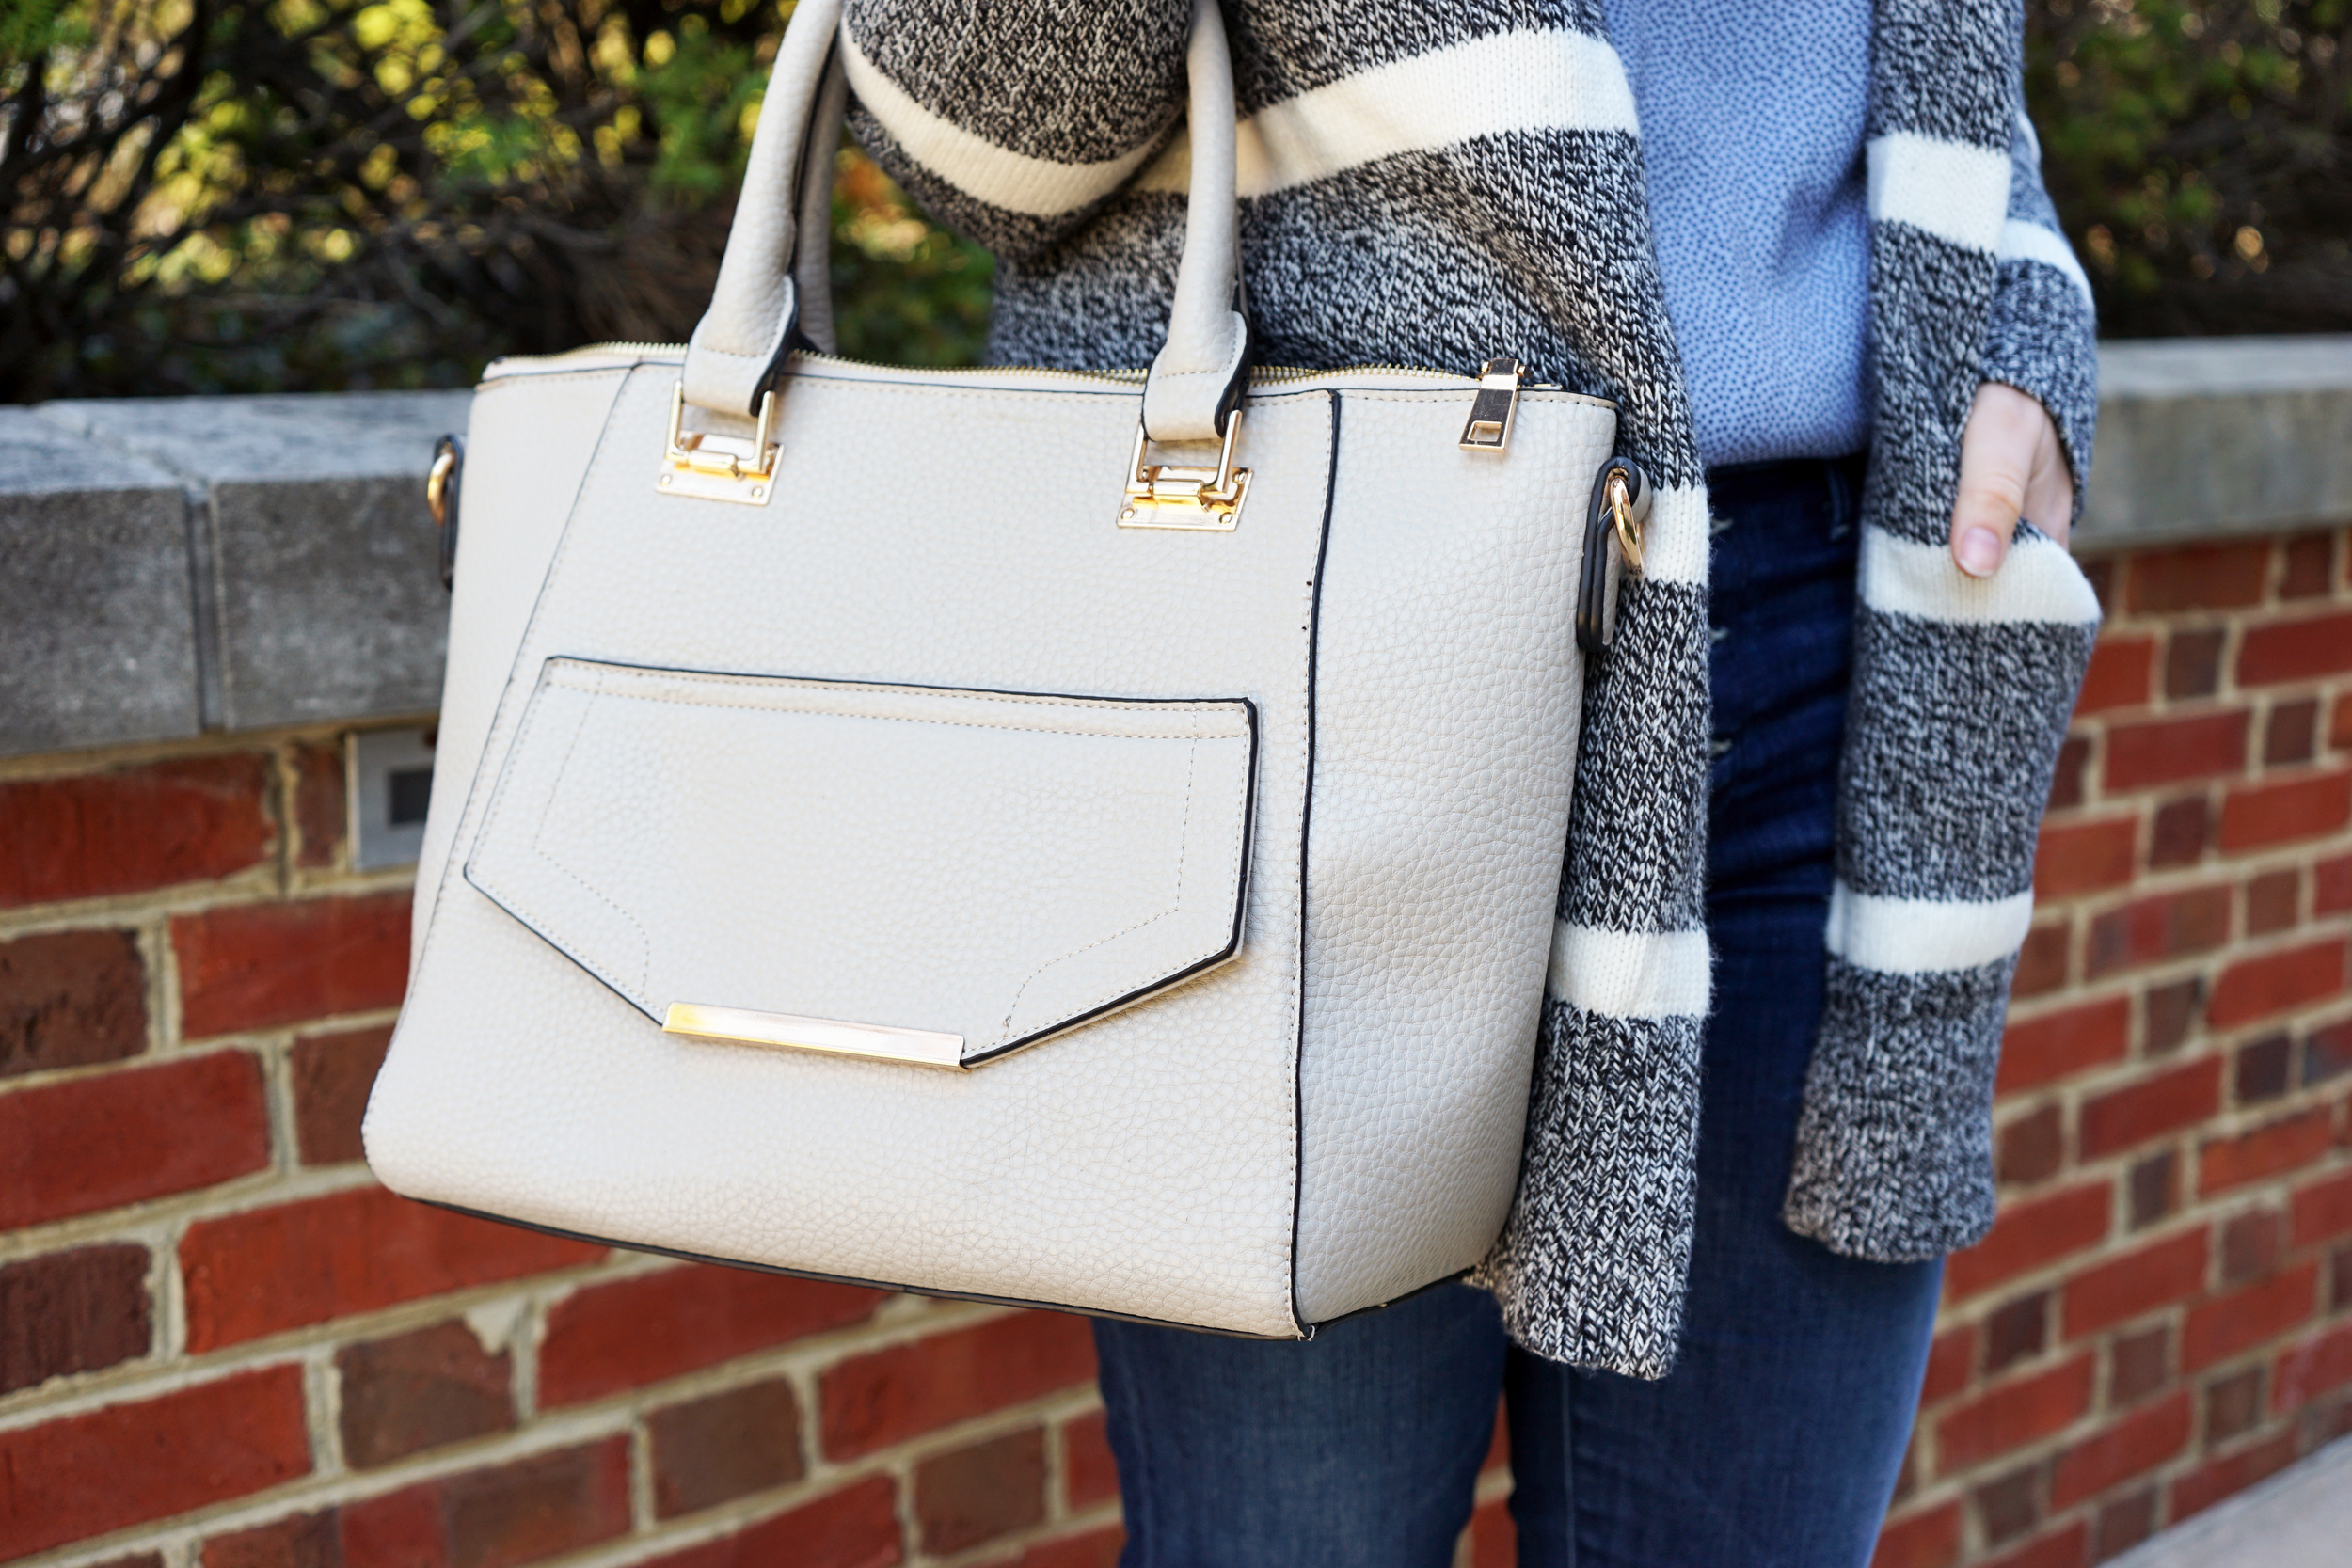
[1950,382,2074,577]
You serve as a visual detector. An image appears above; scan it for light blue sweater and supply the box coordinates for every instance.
[1603,0,1875,469]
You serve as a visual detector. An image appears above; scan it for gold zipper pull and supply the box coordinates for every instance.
[1457,356,1525,452]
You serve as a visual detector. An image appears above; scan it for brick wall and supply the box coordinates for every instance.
[1876,527,2352,1568]
[1,528,2344,1568]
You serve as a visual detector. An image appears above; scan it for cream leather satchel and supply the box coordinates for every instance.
[365,0,1633,1338]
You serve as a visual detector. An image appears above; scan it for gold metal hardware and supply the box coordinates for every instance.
[1118,411,1251,531]
[425,447,457,527]
[663,1003,966,1069]
[1607,469,1645,575]
[1458,356,1525,451]
[658,381,780,505]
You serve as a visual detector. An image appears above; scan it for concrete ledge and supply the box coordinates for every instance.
[3,337,2346,755]
[2078,335,2352,551]
[2106,1435,2352,1568]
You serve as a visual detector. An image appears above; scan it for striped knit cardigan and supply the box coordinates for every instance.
[838,0,2104,1378]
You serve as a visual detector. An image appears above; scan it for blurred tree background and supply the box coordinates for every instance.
[0,0,2344,401]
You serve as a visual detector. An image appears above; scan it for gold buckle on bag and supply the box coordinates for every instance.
[1118,412,1250,531]
[658,381,780,505]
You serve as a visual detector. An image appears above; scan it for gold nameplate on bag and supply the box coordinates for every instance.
[1118,412,1251,531]
[658,382,781,505]
[662,1003,966,1069]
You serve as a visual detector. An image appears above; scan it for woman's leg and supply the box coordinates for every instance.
[1507,455,1942,1568]
[1095,1280,1508,1568]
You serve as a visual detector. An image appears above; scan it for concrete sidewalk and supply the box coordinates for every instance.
[2108,1436,2352,1568]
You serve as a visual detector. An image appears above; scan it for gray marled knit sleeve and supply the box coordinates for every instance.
[839,0,1188,261]
[1783,43,2103,1261]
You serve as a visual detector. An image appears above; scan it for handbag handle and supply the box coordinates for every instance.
[680,0,1252,445]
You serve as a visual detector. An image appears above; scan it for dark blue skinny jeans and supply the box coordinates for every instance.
[1091,454,1945,1567]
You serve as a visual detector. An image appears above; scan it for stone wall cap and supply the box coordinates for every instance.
[2100,333,2352,400]
[0,405,184,496]
[37,388,476,484]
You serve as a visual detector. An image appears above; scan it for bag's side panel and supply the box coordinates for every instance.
[1293,389,1612,1323]
[369,367,1335,1338]
[409,371,631,971]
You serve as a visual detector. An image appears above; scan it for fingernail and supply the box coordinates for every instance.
[1958,527,2004,578]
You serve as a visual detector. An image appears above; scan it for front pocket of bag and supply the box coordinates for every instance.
[466,658,1258,1066]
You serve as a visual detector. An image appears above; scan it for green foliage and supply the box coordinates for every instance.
[0,0,988,400]
[2026,0,2350,334]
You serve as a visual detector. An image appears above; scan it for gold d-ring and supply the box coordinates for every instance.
[425,447,457,528]
[1608,470,1645,575]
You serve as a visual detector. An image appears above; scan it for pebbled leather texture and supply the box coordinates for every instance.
[367,356,1613,1337]
[1292,389,1604,1323]
[466,660,1256,1060]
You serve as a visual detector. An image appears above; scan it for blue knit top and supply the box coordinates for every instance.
[1603,0,1875,469]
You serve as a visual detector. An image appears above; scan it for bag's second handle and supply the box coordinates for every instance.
[680,0,1251,445]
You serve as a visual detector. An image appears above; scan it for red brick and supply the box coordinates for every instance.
[2238,1029,2300,1101]
[2015,921,2073,996]
[2126,541,2271,614]
[174,891,411,1038]
[2128,1150,2182,1230]
[0,1243,151,1394]
[1948,1182,2113,1301]
[2246,869,2302,935]
[2086,885,2233,977]
[1979,1521,2087,1568]
[2205,1366,2267,1443]
[2292,1168,2352,1247]
[1063,1408,1120,1509]
[291,1023,392,1165]
[2035,818,2139,899]
[2237,610,2352,686]
[648,1379,803,1519]
[2205,940,2346,1029]
[632,1477,901,1568]
[180,1185,601,1351]
[204,1512,337,1568]
[2049,736,2090,813]
[821,1309,1098,1460]
[292,740,346,869]
[2316,853,2352,914]
[2169,1430,2299,1520]
[1997,998,2132,1096]
[2049,1390,2192,1506]
[441,1438,629,1568]
[2280,532,2336,598]
[0,927,147,1079]
[539,1264,883,1407]
[2274,1322,2352,1412]
[0,1050,268,1228]
[2265,699,2321,766]
[0,1364,310,1559]
[2079,1058,2223,1159]
[2307,1017,2352,1085]
[2219,1209,2287,1285]
[2075,637,2154,715]
[2149,794,2212,867]
[2104,712,2249,792]
[1999,1104,2066,1187]
[1871,1500,1962,1568]
[339,1485,446,1568]
[2182,1261,2319,1371]
[2111,1324,2174,1405]
[2335,691,2352,750]
[1009,1529,1125,1568]
[0,755,274,908]
[2060,1229,2209,1340]
[2166,627,2226,700]
[2144,976,2205,1053]
[2199,1107,2336,1196]
[916,1428,1047,1555]
[1937,1354,2097,1472]
[2217,770,2352,851]
[339,1319,515,1469]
